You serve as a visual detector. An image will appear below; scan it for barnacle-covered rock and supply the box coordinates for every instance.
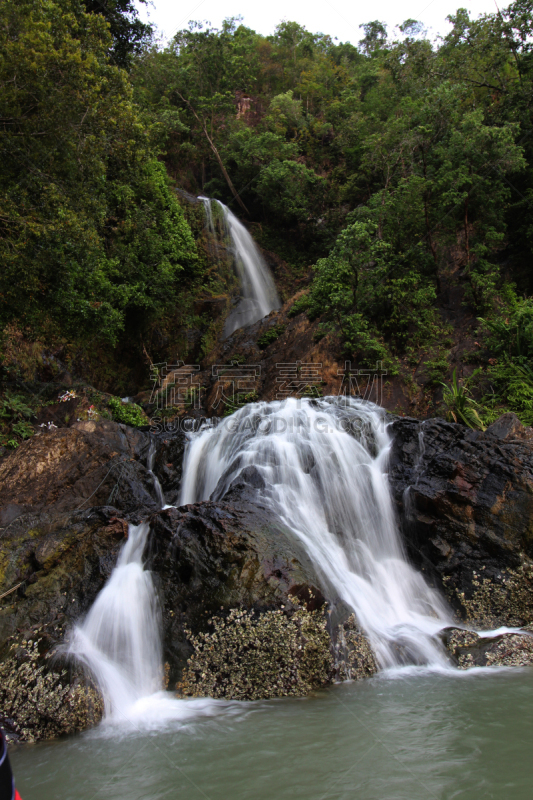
[0,630,103,742]
[177,604,333,700]
[441,564,533,628]
[333,614,378,681]
[148,501,326,686]
[442,626,533,668]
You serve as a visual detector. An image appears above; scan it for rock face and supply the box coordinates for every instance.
[388,413,533,626]
[442,627,533,668]
[0,420,162,740]
[0,420,156,522]
[149,499,327,685]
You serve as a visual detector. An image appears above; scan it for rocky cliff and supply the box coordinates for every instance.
[388,412,533,626]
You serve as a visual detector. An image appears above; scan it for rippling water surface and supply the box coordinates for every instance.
[12,669,533,800]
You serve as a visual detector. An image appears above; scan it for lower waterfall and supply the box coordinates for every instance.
[69,523,163,720]
[69,396,455,731]
[68,523,228,728]
[180,397,453,669]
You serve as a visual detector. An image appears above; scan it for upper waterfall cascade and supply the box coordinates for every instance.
[199,197,281,337]
[180,397,454,669]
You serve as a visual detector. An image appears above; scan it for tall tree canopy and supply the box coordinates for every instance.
[0,0,196,344]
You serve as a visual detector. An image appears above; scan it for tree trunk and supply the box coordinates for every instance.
[202,124,250,216]
[464,194,470,268]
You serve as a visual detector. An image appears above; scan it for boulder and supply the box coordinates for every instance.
[388,415,533,626]
[149,500,327,685]
[0,420,156,516]
[442,627,533,668]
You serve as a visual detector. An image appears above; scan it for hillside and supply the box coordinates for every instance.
[1,0,533,446]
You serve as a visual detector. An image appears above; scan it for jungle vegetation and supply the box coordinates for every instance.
[2,0,533,428]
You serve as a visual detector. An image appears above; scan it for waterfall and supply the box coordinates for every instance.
[69,397,454,732]
[180,397,453,669]
[68,523,164,720]
[69,470,228,728]
[199,197,281,337]
[69,522,232,728]
[147,437,170,510]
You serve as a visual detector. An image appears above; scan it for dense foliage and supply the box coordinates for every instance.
[131,4,533,422]
[0,0,198,347]
[2,0,533,426]
[82,0,152,68]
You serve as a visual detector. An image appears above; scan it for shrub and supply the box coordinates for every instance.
[257,324,285,349]
[108,397,148,427]
[287,294,310,317]
[439,368,485,429]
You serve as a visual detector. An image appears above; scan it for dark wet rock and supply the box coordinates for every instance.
[150,432,186,505]
[485,412,529,441]
[148,501,326,685]
[388,415,533,625]
[0,419,159,740]
[211,464,266,502]
[0,508,129,650]
[442,627,533,668]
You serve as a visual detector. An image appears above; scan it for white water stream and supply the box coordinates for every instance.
[68,444,229,728]
[199,197,281,337]
[181,397,454,669]
[68,523,163,720]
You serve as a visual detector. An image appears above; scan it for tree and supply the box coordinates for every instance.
[0,0,197,344]
[257,160,326,227]
[83,0,152,68]
[359,21,388,55]
[166,19,258,213]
